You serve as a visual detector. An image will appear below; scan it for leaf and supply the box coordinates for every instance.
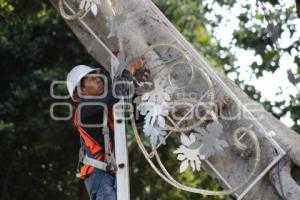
[79,0,87,10]
[215,142,224,151]
[188,141,202,149]
[174,145,203,172]
[85,0,91,12]
[140,107,148,115]
[190,160,196,171]
[161,105,169,116]
[199,122,229,157]
[193,126,207,135]
[179,159,189,173]
[219,139,229,148]
[177,154,185,161]
[145,114,151,125]
[189,133,196,142]
[133,96,141,104]
[143,124,151,136]
[199,134,216,157]
[164,93,171,101]
[195,159,201,171]
[137,103,150,116]
[158,135,166,145]
[206,121,223,136]
[142,93,150,101]
[91,3,98,16]
[150,115,156,126]
[157,116,165,128]
[160,131,167,136]
[180,133,191,146]
[173,146,184,154]
[150,134,158,149]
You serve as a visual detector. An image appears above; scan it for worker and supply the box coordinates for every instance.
[66,56,145,200]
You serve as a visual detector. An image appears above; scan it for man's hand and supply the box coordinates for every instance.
[134,68,153,95]
[135,68,150,82]
[126,56,144,74]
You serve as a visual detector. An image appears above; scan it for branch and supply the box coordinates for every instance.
[270,158,300,200]
[296,0,300,18]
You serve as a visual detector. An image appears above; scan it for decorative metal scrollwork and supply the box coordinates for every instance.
[130,43,262,196]
[58,0,85,20]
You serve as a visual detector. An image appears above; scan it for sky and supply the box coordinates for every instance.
[203,0,300,127]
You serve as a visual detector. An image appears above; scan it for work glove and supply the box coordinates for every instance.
[134,68,153,95]
[134,68,150,82]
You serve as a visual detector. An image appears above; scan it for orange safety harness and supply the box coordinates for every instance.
[73,106,115,179]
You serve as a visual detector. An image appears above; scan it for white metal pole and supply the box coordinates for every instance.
[114,100,130,200]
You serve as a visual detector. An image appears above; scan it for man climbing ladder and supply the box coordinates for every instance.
[66,56,145,200]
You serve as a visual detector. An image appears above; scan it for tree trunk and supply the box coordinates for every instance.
[49,0,300,199]
[296,0,300,18]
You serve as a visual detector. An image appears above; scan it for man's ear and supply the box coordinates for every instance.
[77,85,87,96]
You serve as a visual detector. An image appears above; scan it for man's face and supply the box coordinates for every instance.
[80,73,104,96]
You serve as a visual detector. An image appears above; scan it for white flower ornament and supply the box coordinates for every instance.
[137,78,171,148]
[174,133,205,173]
[79,0,101,16]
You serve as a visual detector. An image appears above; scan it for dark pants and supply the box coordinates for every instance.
[84,169,117,200]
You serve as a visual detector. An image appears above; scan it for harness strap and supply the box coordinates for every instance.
[82,155,107,171]
[74,108,116,178]
[74,111,104,178]
[107,106,114,133]
[74,112,102,155]
[103,106,117,172]
[103,127,111,157]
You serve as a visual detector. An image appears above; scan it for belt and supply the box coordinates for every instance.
[82,155,107,171]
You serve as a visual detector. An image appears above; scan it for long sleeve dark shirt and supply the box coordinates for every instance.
[76,69,133,154]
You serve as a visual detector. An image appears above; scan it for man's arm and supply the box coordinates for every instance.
[113,69,133,99]
[78,56,144,118]
[103,56,144,104]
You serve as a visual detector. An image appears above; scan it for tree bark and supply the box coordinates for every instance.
[296,0,300,18]
[49,0,300,199]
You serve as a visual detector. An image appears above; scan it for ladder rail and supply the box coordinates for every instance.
[114,100,130,200]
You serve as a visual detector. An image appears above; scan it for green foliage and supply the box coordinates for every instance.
[0,0,96,199]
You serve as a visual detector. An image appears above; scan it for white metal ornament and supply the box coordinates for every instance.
[137,78,170,148]
[131,41,261,196]
[174,133,205,173]
[79,0,101,16]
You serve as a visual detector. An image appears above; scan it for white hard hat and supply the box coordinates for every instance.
[66,65,100,99]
